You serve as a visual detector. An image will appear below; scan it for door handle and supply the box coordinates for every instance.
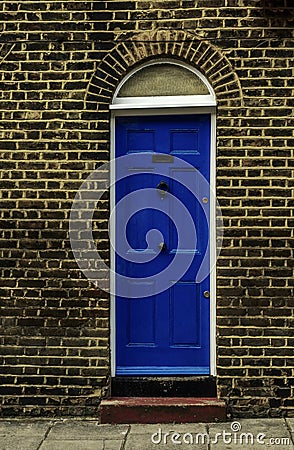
[156,180,169,198]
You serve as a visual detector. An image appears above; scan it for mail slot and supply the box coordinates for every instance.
[152,154,174,163]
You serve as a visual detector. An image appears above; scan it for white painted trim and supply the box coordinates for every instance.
[210,112,217,377]
[110,118,116,378]
[110,107,217,377]
[110,95,216,109]
[112,107,216,117]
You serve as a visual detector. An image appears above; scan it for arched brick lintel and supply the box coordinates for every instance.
[85,29,243,110]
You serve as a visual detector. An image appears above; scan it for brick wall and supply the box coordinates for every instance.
[0,0,293,417]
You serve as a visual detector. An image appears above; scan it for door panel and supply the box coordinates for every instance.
[115,114,211,375]
[170,282,200,347]
[127,292,156,346]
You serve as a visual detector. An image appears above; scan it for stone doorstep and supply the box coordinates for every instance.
[100,397,227,424]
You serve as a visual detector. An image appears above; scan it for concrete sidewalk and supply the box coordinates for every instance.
[0,418,293,449]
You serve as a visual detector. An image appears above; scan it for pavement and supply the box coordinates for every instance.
[0,418,294,449]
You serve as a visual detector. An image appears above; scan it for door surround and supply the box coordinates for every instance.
[109,59,217,377]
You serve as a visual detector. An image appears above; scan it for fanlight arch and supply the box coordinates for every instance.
[111,59,216,109]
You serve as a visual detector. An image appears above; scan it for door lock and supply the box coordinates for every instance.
[156,180,169,198]
[203,291,210,298]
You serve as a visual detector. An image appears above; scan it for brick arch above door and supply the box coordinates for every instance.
[85,29,243,111]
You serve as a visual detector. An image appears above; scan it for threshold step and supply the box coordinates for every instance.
[100,397,226,424]
[111,376,217,397]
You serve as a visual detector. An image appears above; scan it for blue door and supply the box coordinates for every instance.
[115,114,211,375]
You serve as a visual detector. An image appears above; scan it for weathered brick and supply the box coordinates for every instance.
[0,0,293,419]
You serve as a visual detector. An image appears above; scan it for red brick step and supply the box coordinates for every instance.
[100,397,226,424]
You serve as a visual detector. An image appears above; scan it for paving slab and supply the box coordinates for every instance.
[0,421,52,450]
[126,424,208,450]
[0,418,292,450]
[0,437,44,450]
[285,419,294,444]
[39,440,104,450]
[238,418,291,436]
[208,419,293,449]
[40,440,121,450]
[104,440,127,450]
[47,421,128,440]
[126,435,208,450]
[286,419,294,432]
[0,420,51,437]
[129,423,208,434]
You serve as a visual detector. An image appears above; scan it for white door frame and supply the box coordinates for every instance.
[109,61,217,377]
